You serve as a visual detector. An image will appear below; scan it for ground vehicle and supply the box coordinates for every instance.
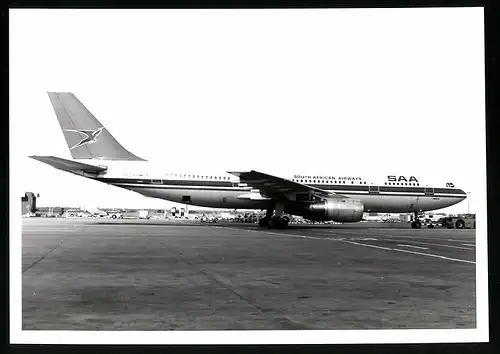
[200,215,217,223]
[107,211,123,219]
[443,214,476,229]
[419,213,446,228]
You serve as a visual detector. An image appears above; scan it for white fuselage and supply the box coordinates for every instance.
[89,162,467,214]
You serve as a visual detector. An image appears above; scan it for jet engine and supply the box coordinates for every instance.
[304,198,364,222]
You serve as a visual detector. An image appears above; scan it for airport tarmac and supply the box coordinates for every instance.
[21,218,476,330]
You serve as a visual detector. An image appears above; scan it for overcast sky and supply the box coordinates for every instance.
[10,8,485,213]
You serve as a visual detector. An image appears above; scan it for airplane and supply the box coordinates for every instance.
[29,92,468,229]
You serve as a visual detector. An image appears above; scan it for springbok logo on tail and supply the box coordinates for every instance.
[63,127,104,150]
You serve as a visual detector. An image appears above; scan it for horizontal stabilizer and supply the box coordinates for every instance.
[29,156,107,175]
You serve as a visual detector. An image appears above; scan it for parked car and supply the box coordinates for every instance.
[200,215,217,223]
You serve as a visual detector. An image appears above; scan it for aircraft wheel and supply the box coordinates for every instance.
[456,220,465,229]
[258,216,269,227]
[414,221,422,229]
[411,221,416,228]
[278,217,289,229]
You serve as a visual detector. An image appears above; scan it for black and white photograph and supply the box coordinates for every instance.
[10,7,488,344]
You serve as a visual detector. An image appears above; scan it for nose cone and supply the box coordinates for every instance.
[458,189,468,199]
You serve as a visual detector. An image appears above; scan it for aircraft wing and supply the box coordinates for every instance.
[227,170,344,200]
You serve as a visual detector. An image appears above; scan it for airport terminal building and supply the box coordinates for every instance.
[21,192,38,215]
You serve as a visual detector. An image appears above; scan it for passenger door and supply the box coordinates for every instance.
[369,185,380,194]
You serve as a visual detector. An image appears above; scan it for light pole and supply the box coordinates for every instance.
[466,192,471,214]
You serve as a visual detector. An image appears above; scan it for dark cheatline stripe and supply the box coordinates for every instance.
[116,185,248,192]
[96,177,465,196]
[95,177,234,187]
[379,186,425,193]
[433,188,465,194]
[314,184,369,191]
[109,184,464,197]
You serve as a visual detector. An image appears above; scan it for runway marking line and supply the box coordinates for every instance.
[215,226,475,265]
[325,230,475,244]
[462,243,475,247]
[342,241,475,265]
[378,239,474,251]
[392,248,475,265]
[396,244,429,250]
[342,240,392,251]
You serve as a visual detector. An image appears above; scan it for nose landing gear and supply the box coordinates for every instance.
[411,211,422,229]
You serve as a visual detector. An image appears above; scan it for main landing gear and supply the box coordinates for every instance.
[258,215,290,229]
[410,211,422,229]
[258,205,290,229]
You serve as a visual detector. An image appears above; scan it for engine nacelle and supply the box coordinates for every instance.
[305,198,364,222]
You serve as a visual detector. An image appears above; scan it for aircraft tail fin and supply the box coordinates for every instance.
[47,92,146,161]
